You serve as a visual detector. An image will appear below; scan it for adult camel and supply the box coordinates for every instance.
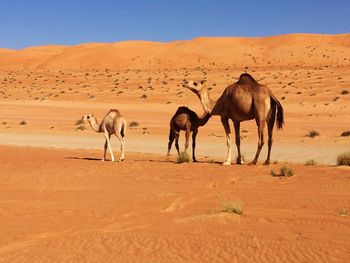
[183,73,284,165]
[82,109,126,162]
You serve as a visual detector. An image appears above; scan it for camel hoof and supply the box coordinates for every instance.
[118,158,124,162]
[193,159,198,163]
[101,159,105,162]
[263,161,270,165]
[248,161,257,166]
[236,159,245,165]
[222,161,231,166]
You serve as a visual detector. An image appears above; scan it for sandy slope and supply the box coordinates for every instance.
[1,34,349,70]
[0,33,350,261]
[0,146,349,262]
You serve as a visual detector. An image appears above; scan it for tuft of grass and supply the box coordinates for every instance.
[19,120,27,125]
[177,151,190,163]
[340,90,349,95]
[75,119,84,125]
[271,166,294,178]
[280,166,294,177]
[307,130,320,138]
[305,159,317,166]
[222,201,243,215]
[140,94,147,99]
[336,152,350,166]
[338,208,349,217]
[128,121,139,127]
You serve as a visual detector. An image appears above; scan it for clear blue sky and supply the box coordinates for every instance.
[0,0,349,49]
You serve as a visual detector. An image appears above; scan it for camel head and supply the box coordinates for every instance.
[82,114,94,123]
[182,79,207,97]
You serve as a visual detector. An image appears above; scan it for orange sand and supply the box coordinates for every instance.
[0,34,349,262]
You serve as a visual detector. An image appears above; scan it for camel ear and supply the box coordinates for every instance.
[200,80,206,85]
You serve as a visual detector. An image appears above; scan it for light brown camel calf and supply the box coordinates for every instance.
[183,73,284,165]
[82,109,126,162]
[167,106,211,162]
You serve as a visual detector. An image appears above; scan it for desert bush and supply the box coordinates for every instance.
[280,166,294,177]
[340,131,350,137]
[271,166,294,177]
[140,94,147,99]
[128,121,139,127]
[340,90,349,95]
[177,151,190,163]
[222,201,243,215]
[338,208,349,217]
[75,125,86,131]
[305,159,317,166]
[19,120,27,125]
[308,130,320,138]
[336,152,350,166]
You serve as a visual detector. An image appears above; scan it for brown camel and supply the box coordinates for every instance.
[183,73,284,165]
[82,109,126,162]
[167,106,211,162]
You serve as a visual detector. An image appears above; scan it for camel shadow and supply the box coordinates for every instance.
[133,159,222,165]
[64,156,102,162]
[133,159,173,163]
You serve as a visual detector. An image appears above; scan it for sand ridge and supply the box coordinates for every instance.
[1,33,349,70]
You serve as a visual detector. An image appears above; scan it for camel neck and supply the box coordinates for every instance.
[197,112,211,126]
[88,117,101,132]
[199,89,219,115]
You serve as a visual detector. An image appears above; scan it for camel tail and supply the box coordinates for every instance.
[271,95,284,129]
[120,118,126,138]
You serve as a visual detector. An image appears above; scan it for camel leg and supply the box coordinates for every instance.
[234,121,244,164]
[104,133,115,162]
[264,107,276,165]
[116,133,125,162]
[221,117,232,165]
[175,132,180,156]
[167,129,175,159]
[192,129,198,162]
[249,120,265,165]
[102,139,108,161]
[184,127,190,154]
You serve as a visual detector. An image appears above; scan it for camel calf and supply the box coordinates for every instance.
[167,106,211,162]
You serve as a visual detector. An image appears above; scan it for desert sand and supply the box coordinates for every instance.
[0,34,349,262]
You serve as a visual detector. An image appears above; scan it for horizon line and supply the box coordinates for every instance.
[2,32,350,51]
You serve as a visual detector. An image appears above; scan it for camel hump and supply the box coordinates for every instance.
[174,106,198,121]
[109,109,121,116]
[237,73,258,85]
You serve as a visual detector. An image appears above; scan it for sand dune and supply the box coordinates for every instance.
[0,34,349,70]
